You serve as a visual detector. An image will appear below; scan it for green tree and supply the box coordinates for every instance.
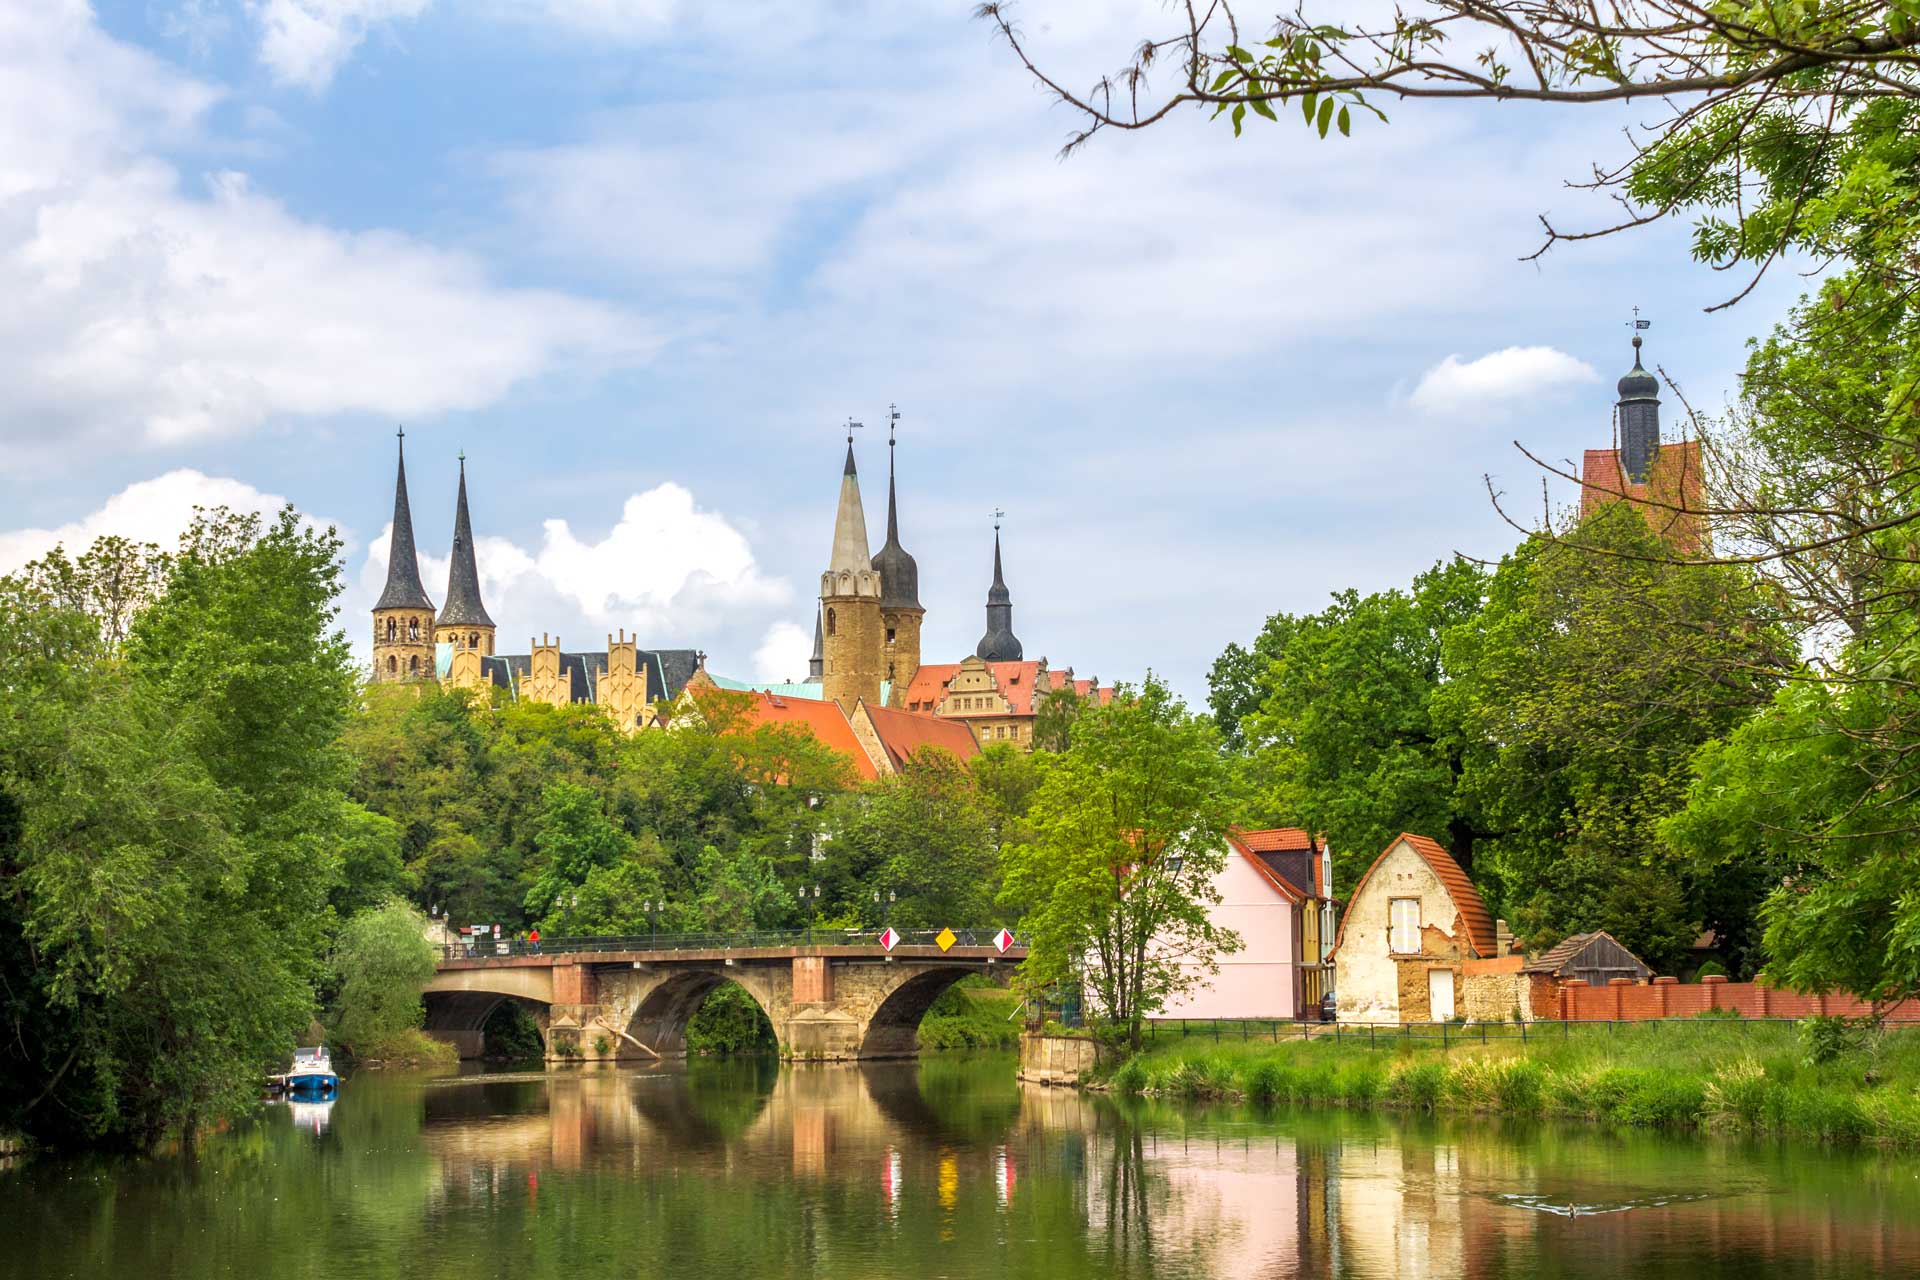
[826,748,999,929]
[330,900,438,1056]
[1000,675,1237,1052]
[0,509,354,1149]
[1438,504,1785,970]
[524,782,634,925]
[687,843,792,933]
[1231,558,1488,887]
[1030,682,1083,752]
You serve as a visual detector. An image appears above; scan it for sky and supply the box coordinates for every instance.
[0,0,1814,702]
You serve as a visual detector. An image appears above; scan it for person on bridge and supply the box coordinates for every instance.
[528,927,540,955]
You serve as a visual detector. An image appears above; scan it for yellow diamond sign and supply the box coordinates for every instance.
[935,927,957,952]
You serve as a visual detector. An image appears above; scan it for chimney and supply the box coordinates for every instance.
[1495,919,1514,958]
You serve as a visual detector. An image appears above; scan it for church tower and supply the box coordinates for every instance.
[434,454,497,658]
[869,409,924,707]
[1616,333,1662,483]
[975,517,1023,662]
[819,434,884,712]
[372,429,438,683]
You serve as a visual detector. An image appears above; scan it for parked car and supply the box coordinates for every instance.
[1319,990,1337,1023]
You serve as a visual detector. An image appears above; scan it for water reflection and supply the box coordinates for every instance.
[3,1058,1917,1280]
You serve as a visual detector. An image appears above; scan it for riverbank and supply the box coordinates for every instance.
[1107,1019,1920,1144]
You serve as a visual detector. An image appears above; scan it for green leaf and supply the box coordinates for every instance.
[1250,97,1278,123]
[1208,68,1238,94]
[1231,103,1246,137]
[1224,45,1252,63]
[1316,97,1335,138]
[1337,105,1351,137]
[1301,92,1317,125]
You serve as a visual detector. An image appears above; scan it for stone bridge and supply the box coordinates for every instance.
[423,937,1027,1062]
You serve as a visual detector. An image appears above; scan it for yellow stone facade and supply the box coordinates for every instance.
[373,606,437,684]
[881,606,922,708]
[600,630,653,733]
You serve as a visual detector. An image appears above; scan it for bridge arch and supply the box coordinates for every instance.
[858,966,987,1059]
[623,968,780,1058]
[422,966,556,1058]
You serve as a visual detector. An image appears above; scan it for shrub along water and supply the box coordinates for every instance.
[917,983,1022,1051]
[1105,1019,1920,1145]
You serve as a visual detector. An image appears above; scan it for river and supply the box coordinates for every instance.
[1,1055,1912,1278]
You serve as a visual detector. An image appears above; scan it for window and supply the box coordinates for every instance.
[386,655,397,675]
[385,617,397,642]
[408,654,420,676]
[408,617,420,640]
[826,608,837,636]
[469,632,479,649]
[1389,898,1420,954]
[886,627,896,643]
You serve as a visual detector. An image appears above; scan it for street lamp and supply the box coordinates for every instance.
[872,888,895,930]
[800,884,822,941]
[562,891,578,934]
[642,898,658,947]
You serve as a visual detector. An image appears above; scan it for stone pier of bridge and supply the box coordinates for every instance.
[422,943,1022,1063]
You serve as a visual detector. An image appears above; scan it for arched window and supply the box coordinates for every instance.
[469,632,479,649]
[409,654,420,675]
[386,655,397,675]
[408,617,420,641]
[826,608,837,636]
[385,617,397,642]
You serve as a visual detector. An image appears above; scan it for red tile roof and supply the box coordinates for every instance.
[1579,440,1707,552]
[903,660,1047,715]
[1225,830,1307,904]
[1329,833,1496,959]
[726,688,878,780]
[860,700,982,771]
[1234,827,1315,853]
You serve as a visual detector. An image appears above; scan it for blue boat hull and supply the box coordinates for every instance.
[286,1072,338,1094]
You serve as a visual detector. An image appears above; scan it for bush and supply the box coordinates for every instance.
[482,1001,545,1060]
[1387,1060,1447,1110]
[1110,1056,1148,1094]
[330,900,438,1057]
[686,983,777,1056]
[1692,960,1729,982]
[1798,1014,1878,1066]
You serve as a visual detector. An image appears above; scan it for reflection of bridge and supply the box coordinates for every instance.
[423,931,1027,1062]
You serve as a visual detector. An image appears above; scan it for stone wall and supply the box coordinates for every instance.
[1017,1033,1099,1085]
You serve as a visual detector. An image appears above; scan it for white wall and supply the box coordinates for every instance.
[1157,851,1301,1020]
[1333,840,1460,1024]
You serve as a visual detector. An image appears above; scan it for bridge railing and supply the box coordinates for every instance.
[439,927,1027,962]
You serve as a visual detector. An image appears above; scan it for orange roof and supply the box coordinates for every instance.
[860,700,982,771]
[1225,830,1306,905]
[1234,827,1315,853]
[1579,441,1706,552]
[729,688,878,781]
[1330,833,1495,958]
[903,660,1047,715]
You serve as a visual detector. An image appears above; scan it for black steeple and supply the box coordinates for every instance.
[872,405,922,610]
[808,607,824,681]
[1617,334,1662,484]
[375,428,435,612]
[438,453,494,628]
[975,514,1023,662]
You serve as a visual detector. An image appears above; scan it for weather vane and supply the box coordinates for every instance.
[888,402,901,446]
[993,506,1005,532]
[846,417,864,445]
[1628,306,1651,332]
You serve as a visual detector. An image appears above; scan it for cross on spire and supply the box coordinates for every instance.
[846,417,864,445]
[888,403,901,446]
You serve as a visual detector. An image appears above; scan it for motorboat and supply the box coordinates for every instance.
[280,1046,339,1096]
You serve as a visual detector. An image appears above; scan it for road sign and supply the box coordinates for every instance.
[935,927,957,952]
[879,926,899,952]
[994,928,1015,954]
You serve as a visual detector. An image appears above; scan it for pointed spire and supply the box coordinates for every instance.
[808,606,824,682]
[828,436,875,575]
[872,403,921,610]
[375,427,435,612]
[976,512,1022,661]
[439,453,495,628]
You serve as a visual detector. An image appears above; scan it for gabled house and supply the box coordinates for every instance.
[1157,828,1338,1021]
[1525,931,1651,987]
[1330,833,1496,1023]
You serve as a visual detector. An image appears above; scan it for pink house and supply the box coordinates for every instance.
[1157,828,1337,1021]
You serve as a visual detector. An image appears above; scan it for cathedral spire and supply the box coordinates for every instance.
[828,427,875,575]
[375,427,434,612]
[439,453,495,628]
[872,404,921,610]
[976,511,1023,662]
[808,606,824,681]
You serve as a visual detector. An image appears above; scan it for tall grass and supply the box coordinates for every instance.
[1101,1020,1920,1145]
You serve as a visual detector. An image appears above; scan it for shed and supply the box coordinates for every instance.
[1524,931,1651,986]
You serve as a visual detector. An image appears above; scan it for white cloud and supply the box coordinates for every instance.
[0,1,651,462]
[1409,346,1599,417]
[752,620,813,683]
[0,468,333,572]
[356,481,793,657]
[248,0,429,89]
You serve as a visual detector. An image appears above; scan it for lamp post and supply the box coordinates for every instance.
[562,891,578,936]
[800,884,822,943]
[872,888,895,930]
[643,899,658,948]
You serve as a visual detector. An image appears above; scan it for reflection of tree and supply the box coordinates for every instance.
[629,1059,776,1148]
[864,1058,1021,1146]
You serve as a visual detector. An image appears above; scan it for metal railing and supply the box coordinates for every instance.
[439,926,1027,962]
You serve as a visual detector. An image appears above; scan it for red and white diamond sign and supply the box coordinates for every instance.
[994,928,1015,954]
[879,926,900,952]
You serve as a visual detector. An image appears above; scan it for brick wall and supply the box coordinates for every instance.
[1557,975,1920,1021]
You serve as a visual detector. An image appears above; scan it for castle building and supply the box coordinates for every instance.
[704,426,1110,751]
[1578,335,1706,551]
[368,435,702,725]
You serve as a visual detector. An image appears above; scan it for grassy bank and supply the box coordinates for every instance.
[1108,1019,1920,1144]
[919,982,1023,1050]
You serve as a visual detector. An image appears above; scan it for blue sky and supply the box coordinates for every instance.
[0,0,1813,700]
